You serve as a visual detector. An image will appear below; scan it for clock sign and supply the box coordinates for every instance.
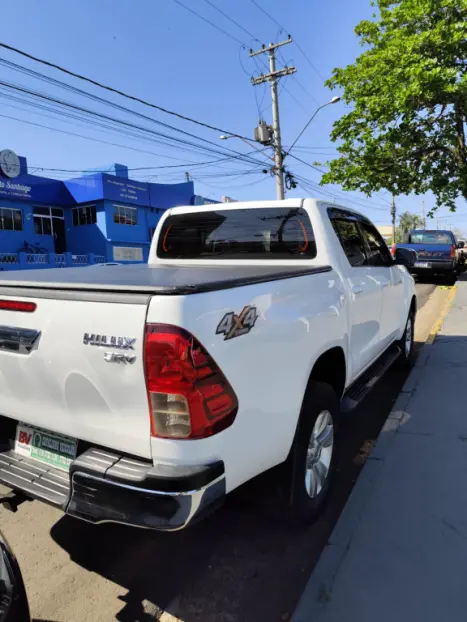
[0,149,20,178]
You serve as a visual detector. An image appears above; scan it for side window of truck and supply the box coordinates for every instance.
[359,221,393,267]
[331,218,367,267]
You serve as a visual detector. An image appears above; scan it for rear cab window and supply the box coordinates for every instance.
[409,231,454,245]
[157,207,317,260]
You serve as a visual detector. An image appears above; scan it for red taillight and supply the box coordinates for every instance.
[391,244,396,257]
[144,324,238,439]
[450,244,456,258]
[0,300,36,312]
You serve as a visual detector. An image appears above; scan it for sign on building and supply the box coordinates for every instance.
[0,150,21,178]
[113,246,143,262]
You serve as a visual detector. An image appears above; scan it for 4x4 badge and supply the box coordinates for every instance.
[216,306,258,340]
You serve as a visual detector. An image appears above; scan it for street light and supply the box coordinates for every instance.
[285,96,342,158]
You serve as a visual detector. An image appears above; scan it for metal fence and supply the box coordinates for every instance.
[0,252,109,271]
[72,255,89,266]
[55,254,66,268]
[0,254,18,265]
[26,254,48,265]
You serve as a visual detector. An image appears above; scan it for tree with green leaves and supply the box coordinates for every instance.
[322,0,467,212]
[397,210,424,241]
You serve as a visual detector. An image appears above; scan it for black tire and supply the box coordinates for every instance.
[446,272,457,286]
[395,309,415,370]
[263,381,339,526]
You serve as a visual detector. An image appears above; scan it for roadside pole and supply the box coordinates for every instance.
[250,38,296,200]
[391,194,396,244]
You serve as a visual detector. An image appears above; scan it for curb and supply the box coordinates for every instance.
[425,285,456,345]
[292,286,457,622]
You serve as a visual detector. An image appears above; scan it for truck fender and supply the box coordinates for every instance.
[284,344,347,459]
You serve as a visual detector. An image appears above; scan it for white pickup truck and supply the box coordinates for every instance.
[0,199,416,530]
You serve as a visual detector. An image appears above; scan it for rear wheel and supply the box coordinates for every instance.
[446,272,457,286]
[265,381,339,526]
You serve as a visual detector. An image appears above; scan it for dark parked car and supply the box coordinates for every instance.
[0,530,30,621]
[392,229,462,284]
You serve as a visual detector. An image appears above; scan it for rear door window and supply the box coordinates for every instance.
[157,208,317,259]
[359,221,392,267]
[329,217,367,267]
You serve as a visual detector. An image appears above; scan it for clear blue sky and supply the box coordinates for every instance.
[0,0,465,232]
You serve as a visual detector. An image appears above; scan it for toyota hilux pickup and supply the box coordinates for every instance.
[0,199,416,530]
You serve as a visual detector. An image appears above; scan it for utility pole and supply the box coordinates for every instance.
[250,37,296,200]
[421,200,426,228]
[185,171,190,182]
[391,194,397,244]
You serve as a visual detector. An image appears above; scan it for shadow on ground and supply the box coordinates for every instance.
[50,358,414,622]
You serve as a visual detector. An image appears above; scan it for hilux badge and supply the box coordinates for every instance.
[83,333,136,350]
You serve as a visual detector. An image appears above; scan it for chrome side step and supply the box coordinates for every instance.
[341,344,401,413]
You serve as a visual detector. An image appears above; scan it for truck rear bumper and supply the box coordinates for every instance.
[412,260,455,274]
[0,446,225,531]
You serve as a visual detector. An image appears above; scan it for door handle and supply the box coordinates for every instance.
[351,285,363,294]
[381,281,390,288]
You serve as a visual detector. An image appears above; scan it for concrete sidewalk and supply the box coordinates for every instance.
[293,280,467,622]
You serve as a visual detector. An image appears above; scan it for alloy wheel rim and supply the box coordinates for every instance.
[305,410,334,499]
[405,318,412,358]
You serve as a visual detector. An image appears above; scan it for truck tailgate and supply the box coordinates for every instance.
[399,243,453,262]
[0,294,152,458]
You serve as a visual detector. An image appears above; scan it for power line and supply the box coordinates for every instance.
[202,0,262,43]
[0,78,269,167]
[0,111,266,175]
[287,153,325,174]
[0,58,262,165]
[248,0,284,35]
[278,49,320,106]
[294,175,388,213]
[0,41,256,142]
[288,155,392,210]
[171,5,311,120]
[172,0,244,46]
[248,0,326,82]
[32,159,267,175]
[0,57,252,160]
[290,75,320,107]
[174,3,313,121]
[2,93,269,176]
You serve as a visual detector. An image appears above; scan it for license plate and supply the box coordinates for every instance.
[414,262,431,268]
[14,423,77,472]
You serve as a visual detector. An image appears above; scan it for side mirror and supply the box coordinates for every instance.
[394,247,417,268]
[458,242,464,249]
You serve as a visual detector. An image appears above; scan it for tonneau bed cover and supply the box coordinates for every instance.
[0,263,331,296]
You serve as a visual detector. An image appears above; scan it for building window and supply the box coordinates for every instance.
[0,208,23,231]
[33,206,64,236]
[114,205,138,226]
[72,205,97,226]
[34,216,52,235]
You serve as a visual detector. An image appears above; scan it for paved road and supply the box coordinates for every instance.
[1,283,437,622]
[413,282,436,311]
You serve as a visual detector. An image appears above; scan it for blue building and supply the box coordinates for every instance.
[0,150,209,270]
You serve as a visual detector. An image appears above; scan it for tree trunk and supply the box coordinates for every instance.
[454,102,467,200]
